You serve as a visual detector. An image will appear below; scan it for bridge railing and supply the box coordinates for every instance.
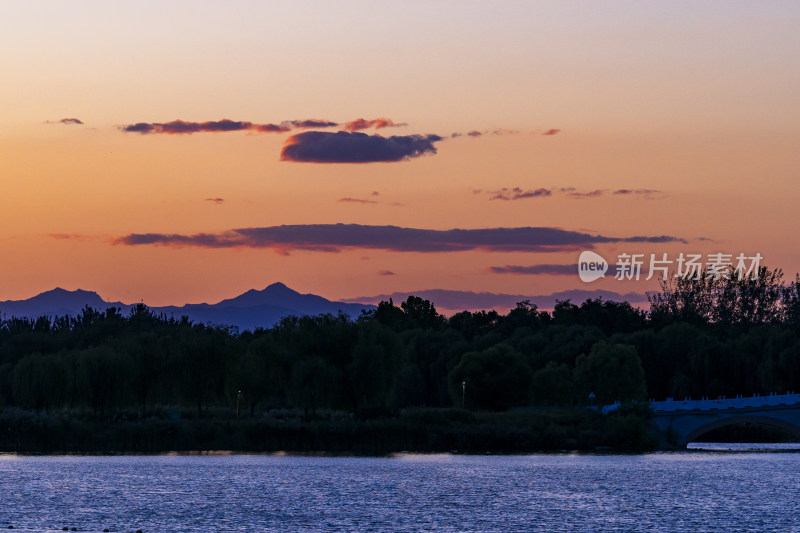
[602,391,800,414]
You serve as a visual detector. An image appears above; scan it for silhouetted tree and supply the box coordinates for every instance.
[531,361,573,406]
[573,341,646,405]
[448,344,533,410]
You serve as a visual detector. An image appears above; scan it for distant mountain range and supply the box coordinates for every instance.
[342,288,649,314]
[0,284,648,331]
[0,283,374,331]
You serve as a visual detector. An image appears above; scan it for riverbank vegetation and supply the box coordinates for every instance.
[0,267,799,452]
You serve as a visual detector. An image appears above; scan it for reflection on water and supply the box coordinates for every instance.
[0,451,799,532]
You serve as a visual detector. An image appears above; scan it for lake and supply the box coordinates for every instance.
[1,450,799,532]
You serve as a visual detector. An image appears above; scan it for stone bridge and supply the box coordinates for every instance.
[604,393,800,446]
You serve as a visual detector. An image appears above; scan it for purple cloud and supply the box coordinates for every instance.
[121,118,343,135]
[490,187,552,201]
[113,223,686,253]
[566,189,606,199]
[343,118,407,132]
[286,119,339,129]
[612,188,663,199]
[122,119,266,134]
[490,264,649,277]
[280,131,443,163]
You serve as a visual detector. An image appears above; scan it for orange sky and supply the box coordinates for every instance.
[1,2,799,307]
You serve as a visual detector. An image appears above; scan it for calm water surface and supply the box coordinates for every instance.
[1,450,799,532]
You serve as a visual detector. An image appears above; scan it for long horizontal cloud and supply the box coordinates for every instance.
[489,264,578,275]
[612,188,664,199]
[452,128,521,138]
[489,264,648,277]
[47,117,83,125]
[113,223,686,253]
[559,188,663,199]
[287,119,338,129]
[565,189,606,199]
[122,119,290,134]
[490,187,552,200]
[280,131,443,163]
[121,117,398,135]
[338,197,377,204]
[479,186,664,201]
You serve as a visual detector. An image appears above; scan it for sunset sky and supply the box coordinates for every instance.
[2,1,799,310]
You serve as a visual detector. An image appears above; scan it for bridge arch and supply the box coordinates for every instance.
[686,415,800,443]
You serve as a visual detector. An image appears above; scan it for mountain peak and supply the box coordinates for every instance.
[265,282,292,291]
[32,287,104,302]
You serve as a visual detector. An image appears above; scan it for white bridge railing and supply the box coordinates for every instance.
[602,392,800,414]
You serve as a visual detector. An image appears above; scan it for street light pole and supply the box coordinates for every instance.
[236,390,242,422]
[462,380,466,409]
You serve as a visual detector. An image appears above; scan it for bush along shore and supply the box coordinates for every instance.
[0,405,657,454]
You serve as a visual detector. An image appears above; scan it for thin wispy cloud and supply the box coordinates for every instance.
[612,188,664,199]
[489,264,577,275]
[49,232,94,241]
[542,129,561,136]
[490,187,552,201]
[343,118,407,132]
[204,198,225,204]
[478,186,663,201]
[113,223,686,254]
[46,118,84,125]
[453,128,521,138]
[489,264,649,277]
[378,270,396,276]
[286,119,338,129]
[565,189,606,199]
[280,131,443,163]
[338,197,378,204]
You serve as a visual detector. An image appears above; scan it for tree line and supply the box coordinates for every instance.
[1,266,800,419]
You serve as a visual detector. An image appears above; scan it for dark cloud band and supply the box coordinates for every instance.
[121,119,291,134]
[280,131,443,163]
[114,223,685,253]
[121,117,402,135]
[490,187,552,200]
[490,264,649,276]
[46,118,83,125]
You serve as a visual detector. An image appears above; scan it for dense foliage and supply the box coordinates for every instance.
[0,267,799,421]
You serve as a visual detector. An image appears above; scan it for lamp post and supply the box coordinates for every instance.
[462,380,466,409]
[236,390,242,422]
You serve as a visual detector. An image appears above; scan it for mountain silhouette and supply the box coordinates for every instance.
[342,288,648,313]
[0,285,374,331]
